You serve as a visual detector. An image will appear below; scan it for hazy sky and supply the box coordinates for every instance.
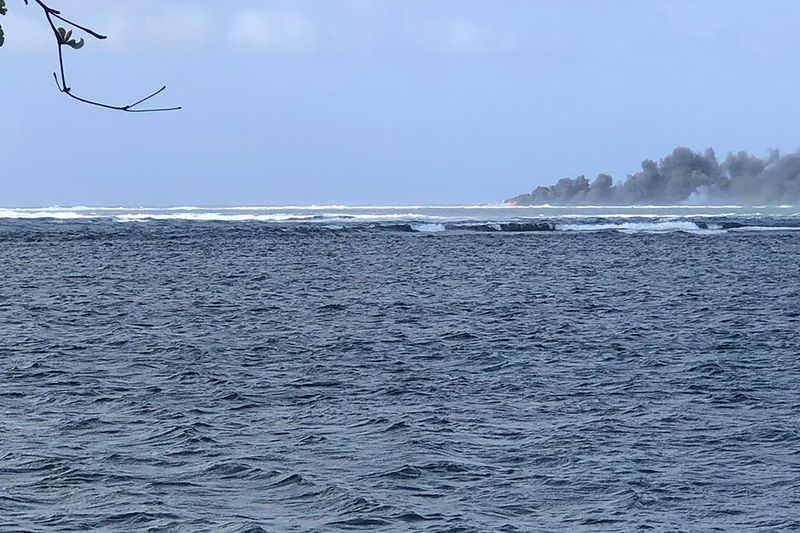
[2,0,800,206]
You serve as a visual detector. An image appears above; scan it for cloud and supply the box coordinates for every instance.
[442,19,521,54]
[1,2,521,58]
[0,1,213,54]
[140,7,213,49]
[410,18,522,55]
[92,4,213,52]
[229,9,317,54]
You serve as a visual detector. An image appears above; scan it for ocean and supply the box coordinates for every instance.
[1,205,799,531]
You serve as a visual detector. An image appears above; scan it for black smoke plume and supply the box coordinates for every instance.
[506,147,800,205]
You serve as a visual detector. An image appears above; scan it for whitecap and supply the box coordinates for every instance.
[114,213,316,222]
[557,221,701,233]
[0,209,100,220]
[412,223,446,233]
[684,229,728,235]
[730,226,800,232]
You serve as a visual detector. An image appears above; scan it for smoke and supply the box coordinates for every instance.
[507,147,800,205]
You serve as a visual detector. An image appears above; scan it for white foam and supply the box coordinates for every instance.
[115,217,151,223]
[114,213,316,222]
[0,209,100,220]
[0,205,797,232]
[334,213,447,221]
[557,221,702,233]
[412,223,446,233]
[110,212,452,223]
[550,213,742,219]
[504,204,750,209]
[730,226,800,232]
[683,229,728,235]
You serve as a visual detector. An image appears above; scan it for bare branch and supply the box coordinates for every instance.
[50,12,107,40]
[30,0,181,112]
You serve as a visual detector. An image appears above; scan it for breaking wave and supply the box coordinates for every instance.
[0,205,798,235]
[412,223,446,233]
[0,209,101,220]
[557,221,701,232]
[114,213,444,223]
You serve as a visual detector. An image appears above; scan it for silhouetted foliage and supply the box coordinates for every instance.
[1,0,180,112]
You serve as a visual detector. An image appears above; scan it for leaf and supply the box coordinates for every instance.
[0,0,4,47]
[67,38,84,50]
[57,26,67,43]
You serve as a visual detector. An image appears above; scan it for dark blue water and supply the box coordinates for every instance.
[2,216,799,532]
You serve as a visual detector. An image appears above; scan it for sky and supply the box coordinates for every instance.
[2,0,800,206]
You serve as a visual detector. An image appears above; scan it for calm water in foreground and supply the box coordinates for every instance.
[1,206,799,532]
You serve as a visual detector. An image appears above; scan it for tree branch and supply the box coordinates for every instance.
[50,12,107,41]
[28,0,181,112]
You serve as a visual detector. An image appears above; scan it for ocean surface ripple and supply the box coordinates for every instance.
[1,208,799,531]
